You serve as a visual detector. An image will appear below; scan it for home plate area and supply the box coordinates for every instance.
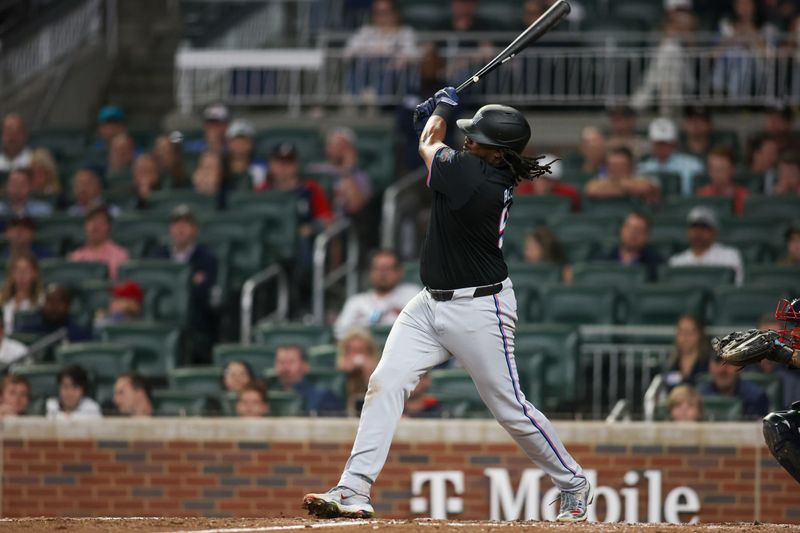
[0,518,796,533]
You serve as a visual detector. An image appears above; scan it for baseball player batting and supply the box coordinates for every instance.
[302,89,592,521]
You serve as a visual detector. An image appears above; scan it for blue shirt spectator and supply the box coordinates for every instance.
[15,284,93,343]
[699,356,770,418]
[0,168,53,221]
[1,216,52,261]
[274,345,343,415]
[638,118,704,196]
[602,212,663,282]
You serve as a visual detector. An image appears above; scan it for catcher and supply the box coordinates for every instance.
[712,298,800,484]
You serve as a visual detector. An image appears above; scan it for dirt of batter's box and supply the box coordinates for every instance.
[0,518,794,533]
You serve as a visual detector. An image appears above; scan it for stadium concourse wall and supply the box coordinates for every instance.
[0,418,796,524]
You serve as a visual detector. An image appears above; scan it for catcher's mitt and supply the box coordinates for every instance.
[711,329,794,368]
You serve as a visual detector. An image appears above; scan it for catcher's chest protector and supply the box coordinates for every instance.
[763,400,800,485]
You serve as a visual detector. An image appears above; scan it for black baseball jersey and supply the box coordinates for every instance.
[420,147,516,290]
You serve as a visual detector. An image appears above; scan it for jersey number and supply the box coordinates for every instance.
[498,205,510,249]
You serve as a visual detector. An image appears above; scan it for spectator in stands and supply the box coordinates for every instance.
[699,354,770,419]
[0,113,32,172]
[439,0,491,31]
[337,328,379,416]
[577,126,606,176]
[95,106,127,151]
[773,153,800,196]
[309,128,373,219]
[334,249,420,339]
[131,153,162,208]
[639,118,704,197]
[112,372,153,417]
[667,384,704,422]
[763,104,800,153]
[662,315,711,391]
[0,252,43,333]
[748,134,779,193]
[669,206,744,285]
[153,132,188,188]
[16,284,92,343]
[756,314,800,409]
[631,3,696,113]
[151,205,217,334]
[0,374,29,417]
[585,147,660,203]
[235,382,270,417]
[46,364,102,419]
[778,223,800,266]
[192,150,227,208]
[403,374,440,418]
[226,119,266,190]
[273,344,342,415]
[107,133,136,183]
[514,156,580,211]
[603,211,662,281]
[0,318,29,371]
[29,148,61,196]
[0,168,54,219]
[2,216,51,261]
[186,104,230,154]
[94,280,143,330]
[681,106,714,160]
[523,226,572,283]
[223,360,257,395]
[606,105,648,161]
[696,145,749,216]
[67,168,120,218]
[69,206,130,280]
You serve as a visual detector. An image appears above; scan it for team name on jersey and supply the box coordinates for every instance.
[503,186,513,205]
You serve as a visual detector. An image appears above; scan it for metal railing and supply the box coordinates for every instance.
[380,167,426,250]
[312,218,359,326]
[240,264,290,344]
[175,44,800,111]
[643,374,664,423]
[0,0,103,94]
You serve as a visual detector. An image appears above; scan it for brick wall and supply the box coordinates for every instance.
[1,418,797,523]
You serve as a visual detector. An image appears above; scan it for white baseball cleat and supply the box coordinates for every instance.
[302,486,375,519]
[555,480,594,522]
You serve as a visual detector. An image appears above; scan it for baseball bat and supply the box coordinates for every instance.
[455,0,571,94]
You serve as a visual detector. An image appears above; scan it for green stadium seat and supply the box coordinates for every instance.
[226,191,298,262]
[402,261,421,285]
[745,195,800,219]
[117,261,191,325]
[29,128,87,163]
[428,368,485,417]
[146,190,218,213]
[741,372,784,411]
[611,0,663,27]
[70,279,113,329]
[255,128,323,162]
[55,343,134,404]
[101,322,180,380]
[581,197,644,218]
[13,364,61,401]
[515,323,581,410]
[13,309,42,332]
[308,344,337,369]
[645,171,682,197]
[352,126,395,192]
[369,324,393,351]
[510,196,571,227]
[661,265,736,288]
[700,395,743,422]
[397,2,448,30]
[36,216,85,255]
[572,263,646,290]
[168,366,223,395]
[648,236,685,261]
[711,286,791,326]
[113,214,171,259]
[199,212,265,287]
[40,259,108,288]
[721,217,782,243]
[305,368,347,404]
[151,389,207,416]
[745,265,799,292]
[196,238,231,303]
[540,285,620,325]
[506,262,561,322]
[552,214,622,242]
[626,285,706,325]
[650,215,688,242]
[663,197,734,220]
[253,322,332,351]
[267,390,303,416]
[213,344,277,377]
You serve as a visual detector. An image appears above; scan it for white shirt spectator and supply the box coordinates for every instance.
[45,397,102,419]
[0,336,28,368]
[334,283,420,339]
[344,26,417,58]
[668,243,744,286]
[0,147,32,172]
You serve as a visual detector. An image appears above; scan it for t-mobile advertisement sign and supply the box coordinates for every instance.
[410,469,700,523]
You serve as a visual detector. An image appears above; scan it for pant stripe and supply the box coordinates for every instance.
[492,294,584,480]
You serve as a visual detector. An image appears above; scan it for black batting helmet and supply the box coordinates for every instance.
[456,104,531,154]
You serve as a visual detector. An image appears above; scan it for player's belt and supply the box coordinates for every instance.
[426,283,503,302]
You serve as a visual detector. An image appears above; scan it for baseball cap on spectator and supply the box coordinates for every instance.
[225,119,255,140]
[7,216,36,230]
[539,154,563,180]
[111,280,144,305]
[270,142,298,161]
[664,0,691,10]
[687,206,718,231]
[649,118,678,143]
[170,204,196,225]
[684,105,710,120]
[203,104,230,123]
[98,105,125,124]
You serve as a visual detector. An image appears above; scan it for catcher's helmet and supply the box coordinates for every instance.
[775,298,800,349]
[456,104,531,154]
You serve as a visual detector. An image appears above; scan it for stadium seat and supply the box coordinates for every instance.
[70,279,113,329]
[506,262,561,322]
[711,286,790,326]
[253,322,332,351]
[40,259,108,288]
[515,323,581,410]
[648,236,685,261]
[146,190,218,213]
[741,372,784,411]
[168,367,224,395]
[540,285,621,325]
[510,196,571,227]
[226,191,298,262]
[199,212,265,287]
[113,214,171,258]
[551,214,621,242]
[745,195,800,220]
[352,126,395,192]
[101,322,180,380]
[255,128,323,162]
[305,368,347,405]
[117,261,191,326]
[650,215,689,242]
[196,238,231,303]
[369,324,393,350]
[402,261,421,285]
[700,395,743,422]
[745,265,799,292]
[611,0,663,28]
[397,2,448,30]
[661,265,736,288]
[428,368,485,417]
[721,217,782,243]
[29,128,87,163]
[267,390,304,416]
[663,197,734,220]
[13,309,42,332]
[151,389,207,416]
[35,216,86,255]
[55,343,134,403]
[213,344,277,377]
[581,197,645,218]
[646,171,682,197]
[626,285,706,325]
[571,263,646,290]
[13,364,61,401]
[308,344,337,369]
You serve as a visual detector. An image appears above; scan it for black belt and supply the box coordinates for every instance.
[426,282,503,302]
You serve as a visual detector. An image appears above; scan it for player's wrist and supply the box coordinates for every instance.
[432,103,454,121]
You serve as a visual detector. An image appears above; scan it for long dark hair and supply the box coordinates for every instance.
[502,150,559,185]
